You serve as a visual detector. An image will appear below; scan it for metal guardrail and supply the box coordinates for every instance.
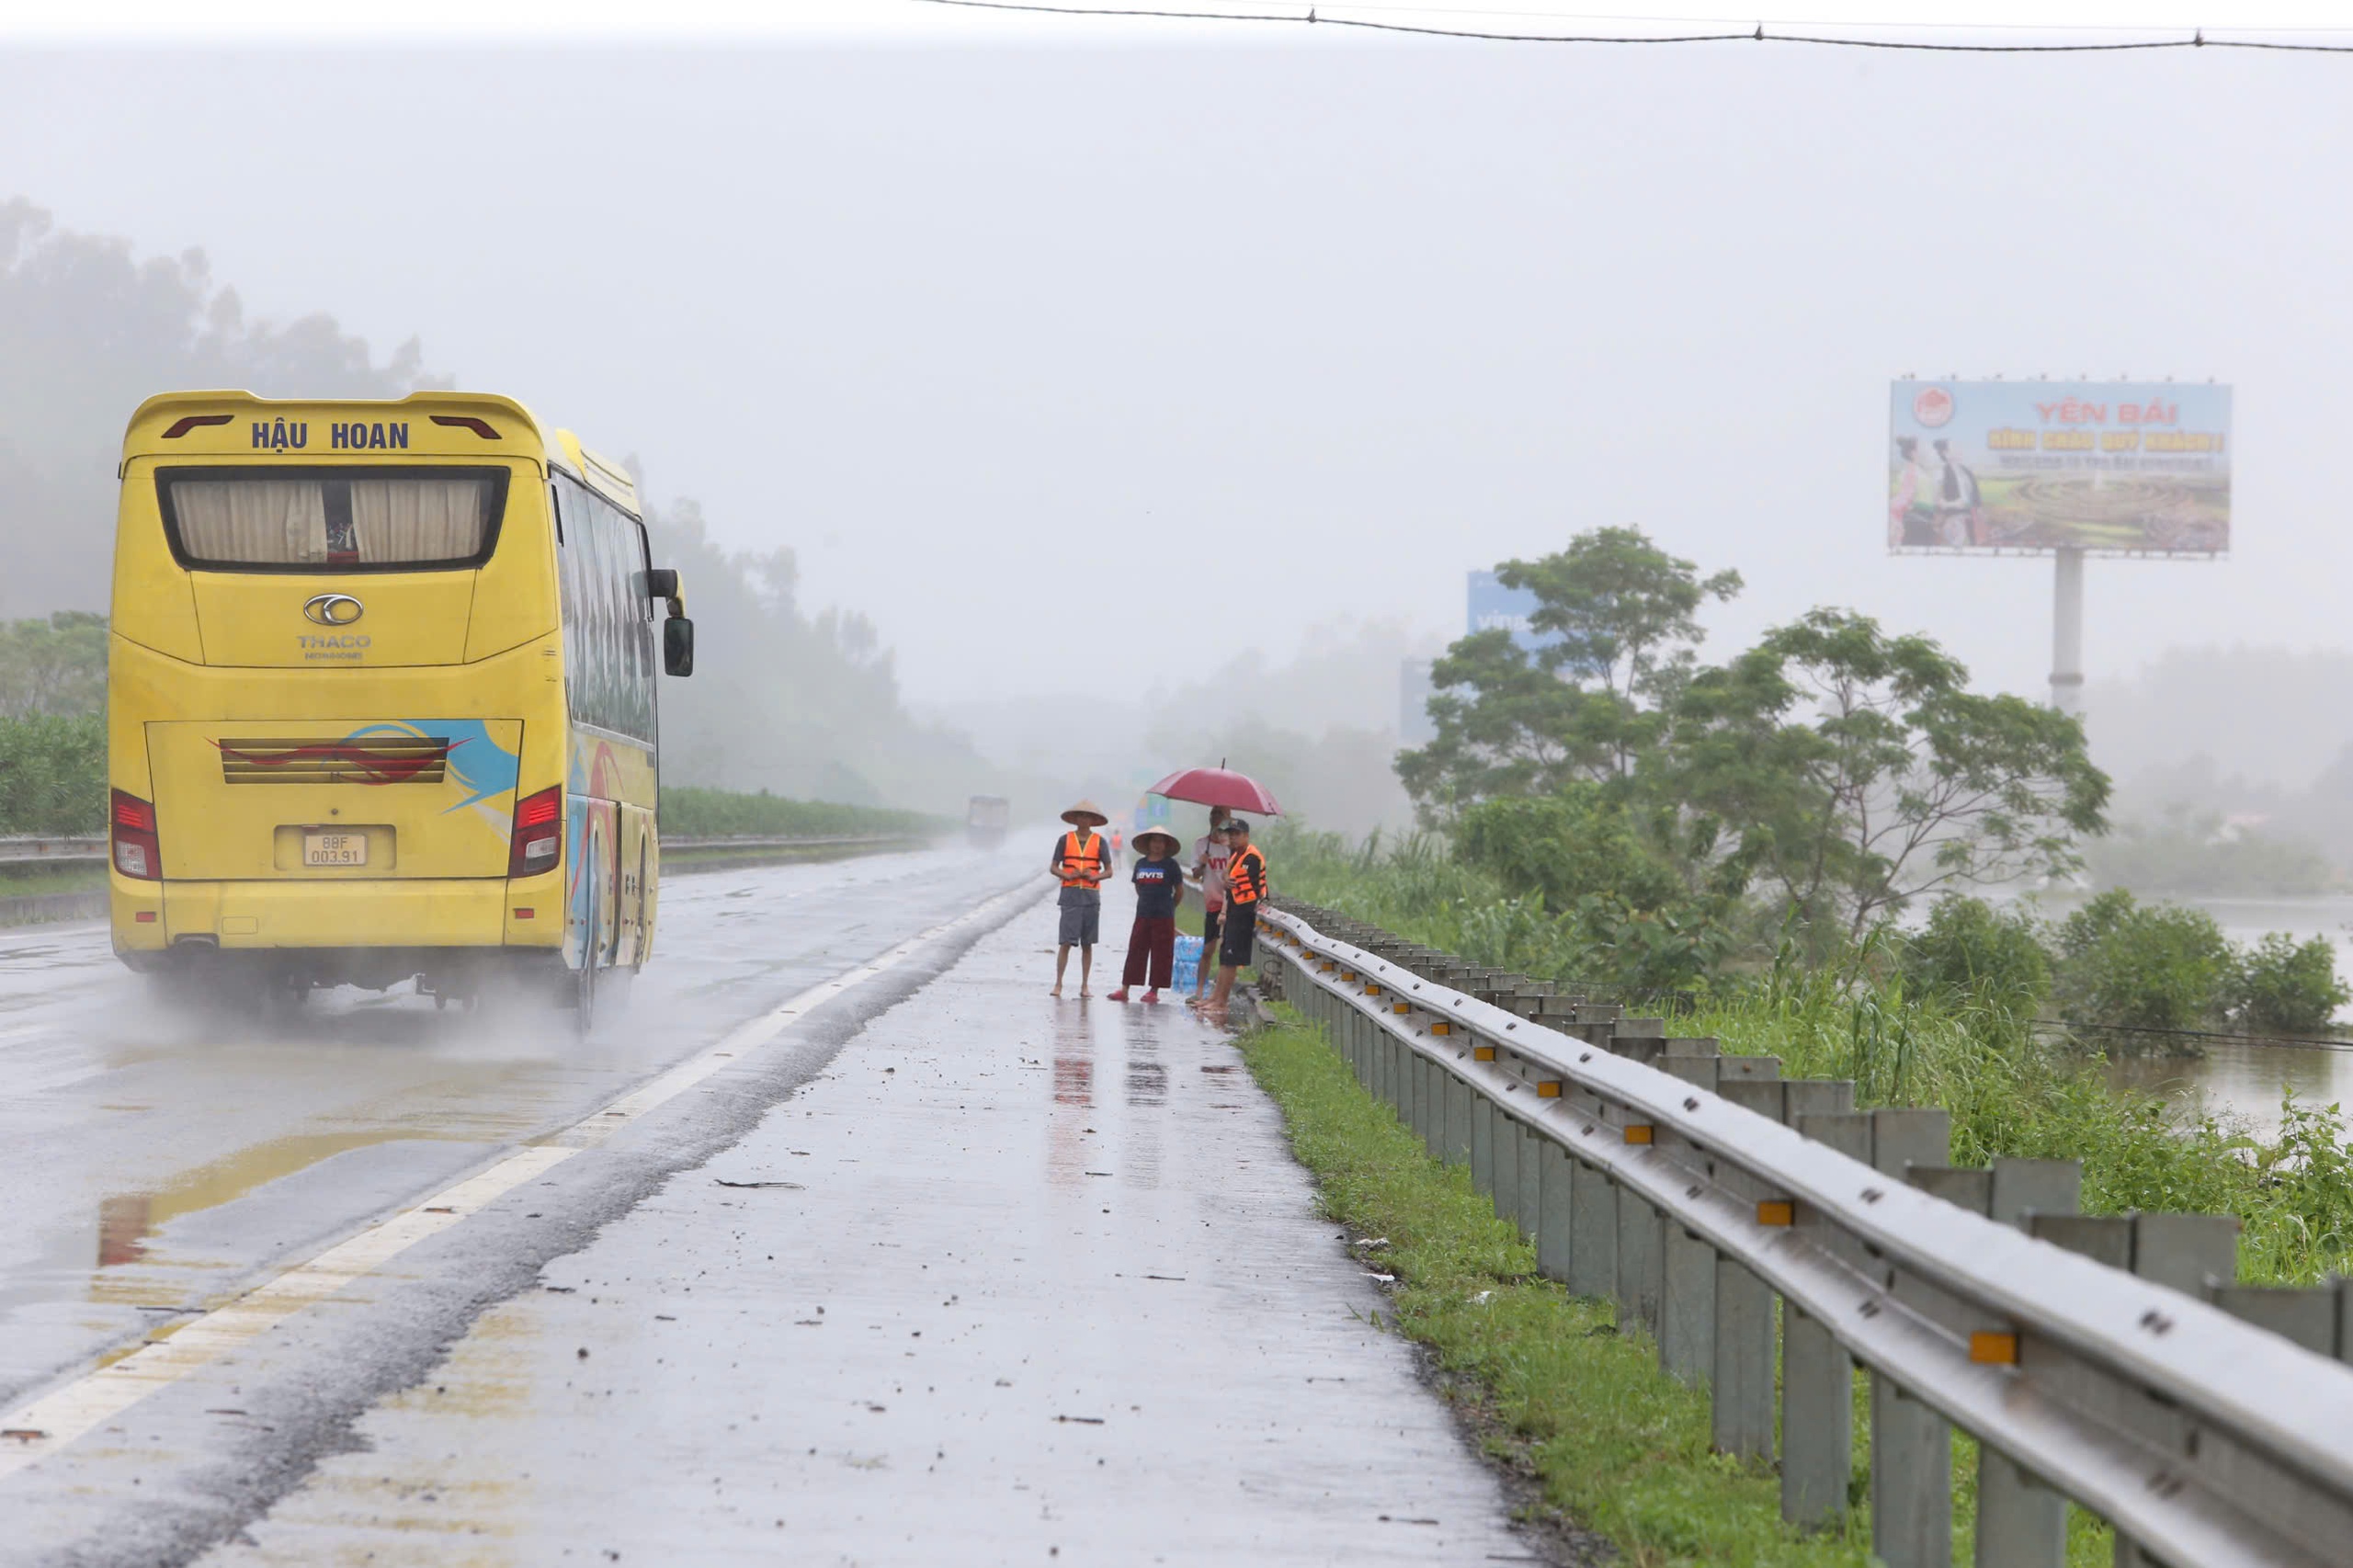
[0,835,106,866]
[1255,902,2353,1568]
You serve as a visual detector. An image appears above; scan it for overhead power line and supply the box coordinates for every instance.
[916,0,2353,54]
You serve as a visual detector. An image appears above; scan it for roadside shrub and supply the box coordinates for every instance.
[2230,932,2350,1037]
[659,786,944,840]
[1899,896,2051,1018]
[0,712,105,834]
[2051,889,2232,1037]
[1452,787,1685,914]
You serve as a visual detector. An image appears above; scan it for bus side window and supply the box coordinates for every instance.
[554,472,656,745]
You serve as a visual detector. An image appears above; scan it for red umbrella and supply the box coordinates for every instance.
[1146,763,1282,817]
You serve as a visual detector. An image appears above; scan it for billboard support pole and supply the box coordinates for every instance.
[2051,547,2085,718]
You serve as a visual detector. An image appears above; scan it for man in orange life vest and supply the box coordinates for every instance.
[1199,817,1267,1025]
[1050,801,1112,998]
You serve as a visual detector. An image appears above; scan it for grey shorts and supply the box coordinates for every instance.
[1058,896,1102,947]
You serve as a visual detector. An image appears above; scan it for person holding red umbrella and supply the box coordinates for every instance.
[1188,805,1233,1004]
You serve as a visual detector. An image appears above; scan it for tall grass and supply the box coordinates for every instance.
[1268,823,2353,1286]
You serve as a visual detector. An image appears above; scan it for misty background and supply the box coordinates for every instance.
[4,38,2349,861]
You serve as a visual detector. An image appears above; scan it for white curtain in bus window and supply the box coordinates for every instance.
[171,480,329,563]
[347,478,491,563]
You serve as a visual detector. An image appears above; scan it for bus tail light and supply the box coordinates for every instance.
[509,787,562,879]
[111,790,161,881]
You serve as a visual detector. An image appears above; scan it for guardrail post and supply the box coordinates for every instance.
[1537,1139,1573,1283]
[1973,1449,2064,1568]
[1780,1300,1851,1531]
[1990,1156,2081,1227]
[1472,1096,1495,1199]
[2133,1210,2242,1568]
[1871,1372,1952,1568]
[1617,1184,1663,1337]
[1711,1257,1774,1460]
[1864,1105,1956,1565]
[1401,1040,1419,1138]
[1446,1068,1472,1166]
[1422,1057,1444,1160]
[1495,1110,1522,1232]
[1568,1158,1616,1300]
[1660,1221,1715,1386]
[1514,1117,1541,1240]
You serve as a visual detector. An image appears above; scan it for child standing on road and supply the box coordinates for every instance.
[1108,827,1185,1004]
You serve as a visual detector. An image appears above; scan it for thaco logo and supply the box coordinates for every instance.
[302,594,365,627]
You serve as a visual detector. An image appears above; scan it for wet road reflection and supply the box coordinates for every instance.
[0,842,1035,1406]
[190,897,1529,1566]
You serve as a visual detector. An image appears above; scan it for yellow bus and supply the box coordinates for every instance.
[107,391,694,1025]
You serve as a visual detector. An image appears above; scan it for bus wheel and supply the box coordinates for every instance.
[573,895,598,1038]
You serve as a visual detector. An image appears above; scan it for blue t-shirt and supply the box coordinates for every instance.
[1131,856,1184,919]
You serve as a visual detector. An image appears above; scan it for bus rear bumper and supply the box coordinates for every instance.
[111,876,563,955]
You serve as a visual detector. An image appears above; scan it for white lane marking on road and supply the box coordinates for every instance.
[0,879,1043,1481]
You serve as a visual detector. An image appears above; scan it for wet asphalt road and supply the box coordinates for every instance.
[0,853,1529,1564]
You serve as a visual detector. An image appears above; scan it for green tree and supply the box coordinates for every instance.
[1674,608,2109,940]
[1452,786,1686,914]
[1898,895,2052,1018]
[0,712,105,833]
[2231,932,2349,1037]
[2051,890,2233,1036]
[1397,528,1740,816]
[0,612,108,717]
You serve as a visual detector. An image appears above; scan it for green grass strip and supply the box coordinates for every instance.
[1239,1005,2120,1567]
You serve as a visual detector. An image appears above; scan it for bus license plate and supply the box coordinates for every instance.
[303,832,366,868]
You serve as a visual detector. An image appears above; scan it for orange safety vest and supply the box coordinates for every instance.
[1058,829,1107,890]
[1225,843,1267,906]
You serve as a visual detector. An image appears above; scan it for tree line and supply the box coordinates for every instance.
[1387,527,2344,1035]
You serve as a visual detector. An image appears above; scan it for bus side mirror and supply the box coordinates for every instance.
[642,568,679,600]
[663,616,695,677]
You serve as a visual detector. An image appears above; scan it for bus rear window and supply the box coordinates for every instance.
[156,468,506,572]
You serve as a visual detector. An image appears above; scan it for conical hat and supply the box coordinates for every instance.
[1131,826,1181,856]
[1061,800,1108,827]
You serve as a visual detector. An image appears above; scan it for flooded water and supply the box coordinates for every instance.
[2029,892,2353,1137]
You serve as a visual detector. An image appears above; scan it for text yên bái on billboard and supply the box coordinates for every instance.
[1887,381,2231,555]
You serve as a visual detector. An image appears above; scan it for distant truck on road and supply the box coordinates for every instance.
[965,795,1009,849]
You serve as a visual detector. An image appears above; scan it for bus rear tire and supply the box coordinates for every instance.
[572,888,598,1039]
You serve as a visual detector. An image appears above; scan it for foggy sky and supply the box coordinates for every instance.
[4,37,2348,717]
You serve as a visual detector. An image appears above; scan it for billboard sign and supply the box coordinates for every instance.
[1468,570,1562,655]
[1887,381,2230,556]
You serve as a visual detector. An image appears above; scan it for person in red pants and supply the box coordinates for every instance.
[1108,827,1186,1003]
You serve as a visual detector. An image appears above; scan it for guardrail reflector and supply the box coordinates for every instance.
[1472,1045,1496,1062]
[1430,1023,1450,1036]
[1321,963,1336,973]
[1392,1002,1411,1015]
[1341,971,1358,982]
[1364,983,1381,996]
[1756,1200,1794,1226]
[1623,1125,1654,1145]
[1970,1331,2019,1366]
[1537,1081,1562,1097]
